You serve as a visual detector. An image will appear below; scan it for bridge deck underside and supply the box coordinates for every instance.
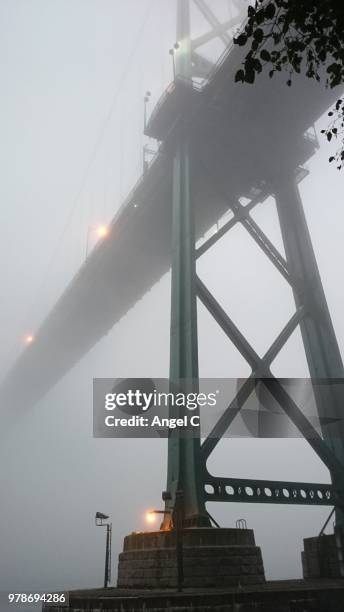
[1,42,339,410]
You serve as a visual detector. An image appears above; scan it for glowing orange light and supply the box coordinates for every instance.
[96,225,108,238]
[145,511,157,525]
[25,335,34,344]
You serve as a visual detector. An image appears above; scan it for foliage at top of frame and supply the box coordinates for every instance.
[234,1,344,168]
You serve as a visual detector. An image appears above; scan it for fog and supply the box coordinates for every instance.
[0,0,343,593]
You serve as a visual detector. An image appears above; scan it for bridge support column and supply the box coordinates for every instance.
[163,136,210,528]
[161,0,209,529]
[274,171,344,534]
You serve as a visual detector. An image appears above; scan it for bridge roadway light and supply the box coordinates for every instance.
[86,224,109,258]
[25,334,34,345]
[96,225,108,238]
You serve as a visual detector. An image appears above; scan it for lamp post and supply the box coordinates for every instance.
[95,512,112,588]
[168,43,180,80]
[143,92,157,173]
[143,90,151,131]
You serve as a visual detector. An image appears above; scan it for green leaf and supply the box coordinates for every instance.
[260,49,271,62]
[244,70,255,84]
[254,58,263,73]
[264,3,276,19]
[253,28,264,43]
[235,69,245,83]
[235,33,248,46]
[256,10,265,25]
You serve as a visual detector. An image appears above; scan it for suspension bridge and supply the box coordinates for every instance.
[2,0,344,607]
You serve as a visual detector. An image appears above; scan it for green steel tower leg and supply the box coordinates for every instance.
[274,171,344,529]
[163,0,210,528]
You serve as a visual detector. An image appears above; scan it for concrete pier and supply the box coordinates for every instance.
[117,528,265,588]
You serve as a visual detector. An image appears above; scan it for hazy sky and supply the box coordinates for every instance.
[0,0,343,593]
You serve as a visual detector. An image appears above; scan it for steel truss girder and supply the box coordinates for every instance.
[197,276,304,376]
[197,276,263,371]
[191,17,238,50]
[195,184,344,512]
[196,159,294,286]
[196,193,263,258]
[189,0,243,80]
[241,209,291,284]
[194,161,344,484]
[198,274,344,485]
[204,475,335,507]
[192,0,232,46]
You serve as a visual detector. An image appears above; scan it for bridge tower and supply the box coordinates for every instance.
[118,0,344,588]
[2,0,343,590]
[160,0,344,532]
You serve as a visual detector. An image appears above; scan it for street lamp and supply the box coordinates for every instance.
[143,92,156,173]
[145,510,159,525]
[24,334,34,345]
[169,43,180,80]
[95,512,112,588]
[85,225,109,259]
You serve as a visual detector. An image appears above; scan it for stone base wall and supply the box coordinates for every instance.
[302,532,344,579]
[44,581,344,612]
[117,528,265,589]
